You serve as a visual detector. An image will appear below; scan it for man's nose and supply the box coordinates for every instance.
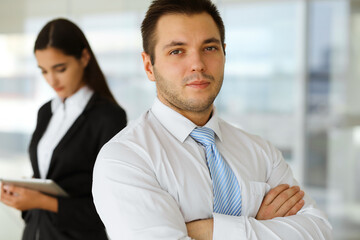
[190,52,206,72]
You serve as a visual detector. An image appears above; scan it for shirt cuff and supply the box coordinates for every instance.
[213,213,247,240]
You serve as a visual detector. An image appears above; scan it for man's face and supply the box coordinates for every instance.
[142,13,225,116]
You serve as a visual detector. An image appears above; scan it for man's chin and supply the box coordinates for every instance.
[183,98,214,113]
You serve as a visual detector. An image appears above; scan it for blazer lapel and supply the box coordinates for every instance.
[29,102,52,178]
[46,94,97,178]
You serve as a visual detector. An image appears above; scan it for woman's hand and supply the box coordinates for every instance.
[0,184,58,212]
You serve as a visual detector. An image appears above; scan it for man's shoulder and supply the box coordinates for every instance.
[96,110,160,171]
[218,118,257,138]
[110,111,151,142]
[218,118,274,149]
[102,109,165,152]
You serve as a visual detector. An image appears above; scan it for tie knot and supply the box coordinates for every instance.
[190,127,215,147]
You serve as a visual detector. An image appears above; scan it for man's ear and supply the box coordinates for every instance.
[141,52,156,82]
[81,48,91,67]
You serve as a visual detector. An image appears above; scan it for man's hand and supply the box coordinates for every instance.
[185,184,304,238]
[186,218,213,240]
[0,184,58,212]
[256,184,304,220]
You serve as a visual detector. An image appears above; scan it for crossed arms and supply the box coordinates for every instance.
[186,184,304,239]
[92,141,332,240]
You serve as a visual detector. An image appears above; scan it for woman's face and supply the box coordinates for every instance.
[35,47,90,100]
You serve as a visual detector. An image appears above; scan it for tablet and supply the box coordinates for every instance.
[0,178,69,197]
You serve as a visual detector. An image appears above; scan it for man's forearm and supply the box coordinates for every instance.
[186,218,213,240]
[185,184,304,239]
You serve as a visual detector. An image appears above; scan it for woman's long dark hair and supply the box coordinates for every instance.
[34,18,117,104]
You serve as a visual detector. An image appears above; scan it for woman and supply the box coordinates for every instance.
[0,18,127,239]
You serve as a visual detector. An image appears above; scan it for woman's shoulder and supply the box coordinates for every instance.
[86,94,127,123]
[91,94,125,112]
[37,100,52,117]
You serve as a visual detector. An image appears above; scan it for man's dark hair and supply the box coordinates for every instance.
[141,0,225,65]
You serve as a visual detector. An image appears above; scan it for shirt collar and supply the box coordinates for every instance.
[150,98,223,143]
[51,86,94,113]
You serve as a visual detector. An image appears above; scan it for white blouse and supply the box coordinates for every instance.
[37,86,93,179]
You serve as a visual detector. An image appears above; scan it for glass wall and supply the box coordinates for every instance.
[0,0,359,239]
[218,0,304,180]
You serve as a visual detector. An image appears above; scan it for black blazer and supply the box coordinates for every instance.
[22,93,127,240]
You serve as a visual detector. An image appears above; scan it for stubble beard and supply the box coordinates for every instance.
[153,67,223,113]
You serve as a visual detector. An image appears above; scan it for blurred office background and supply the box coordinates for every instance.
[0,0,359,239]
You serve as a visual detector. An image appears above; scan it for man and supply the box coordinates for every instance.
[92,0,332,239]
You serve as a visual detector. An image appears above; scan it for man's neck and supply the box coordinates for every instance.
[158,97,213,126]
[181,109,213,126]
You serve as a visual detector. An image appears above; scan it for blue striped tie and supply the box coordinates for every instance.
[190,127,242,216]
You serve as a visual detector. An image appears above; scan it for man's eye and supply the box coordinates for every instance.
[170,49,183,55]
[57,68,66,73]
[205,46,217,51]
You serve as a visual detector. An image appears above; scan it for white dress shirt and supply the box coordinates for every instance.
[37,86,93,178]
[92,98,332,240]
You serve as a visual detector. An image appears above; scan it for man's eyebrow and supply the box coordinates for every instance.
[203,38,221,45]
[163,41,186,50]
[162,37,221,50]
